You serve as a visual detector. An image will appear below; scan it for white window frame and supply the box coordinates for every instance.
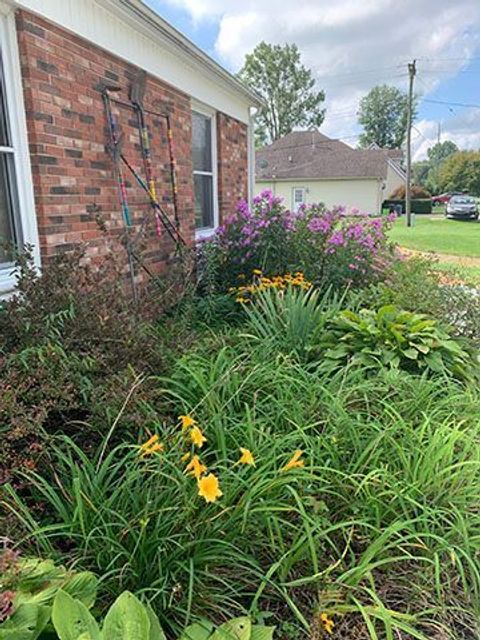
[292,186,306,211]
[192,101,218,239]
[0,4,39,296]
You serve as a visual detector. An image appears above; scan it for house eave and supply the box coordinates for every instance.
[107,0,263,108]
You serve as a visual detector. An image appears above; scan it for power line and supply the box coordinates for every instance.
[421,98,480,110]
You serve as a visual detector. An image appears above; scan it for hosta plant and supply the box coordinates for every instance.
[316,304,479,380]
[0,551,275,640]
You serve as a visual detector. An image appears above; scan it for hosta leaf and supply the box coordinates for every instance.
[52,590,100,640]
[210,618,251,640]
[250,626,275,640]
[402,348,418,360]
[178,620,214,640]
[144,604,166,640]
[62,572,98,608]
[0,603,50,640]
[102,592,150,640]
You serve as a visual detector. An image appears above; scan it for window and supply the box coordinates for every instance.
[292,187,306,211]
[192,109,217,234]
[0,63,19,267]
[0,9,39,294]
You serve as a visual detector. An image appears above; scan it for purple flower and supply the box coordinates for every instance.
[308,217,331,234]
[328,231,345,246]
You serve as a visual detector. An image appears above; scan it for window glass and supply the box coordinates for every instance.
[192,110,215,230]
[194,173,214,229]
[192,112,212,172]
[0,154,15,264]
[0,71,10,147]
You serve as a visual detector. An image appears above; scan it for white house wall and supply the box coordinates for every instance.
[256,179,383,214]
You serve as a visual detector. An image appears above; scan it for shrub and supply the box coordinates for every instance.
[370,257,480,345]
[0,246,195,484]
[316,304,478,380]
[389,184,431,199]
[198,190,396,293]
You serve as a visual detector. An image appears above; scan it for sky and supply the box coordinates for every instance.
[145,0,480,160]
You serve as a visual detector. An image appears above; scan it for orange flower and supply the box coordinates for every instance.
[320,613,334,635]
[190,425,207,448]
[184,455,207,480]
[238,448,255,466]
[140,434,164,457]
[281,449,304,472]
[197,473,223,503]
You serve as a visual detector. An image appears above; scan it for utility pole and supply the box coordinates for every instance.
[437,121,441,144]
[405,59,416,228]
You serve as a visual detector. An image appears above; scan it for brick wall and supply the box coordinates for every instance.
[217,113,249,216]
[15,10,249,281]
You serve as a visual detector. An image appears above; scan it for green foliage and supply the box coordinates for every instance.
[427,140,459,165]
[382,198,432,214]
[1,553,271,640]
[317,304,478,380]
[0,246,193,484]
[438,150,480,196]
[358,85,414,149]
[237,42,325,145]
[412,140,458,194]
[4,311,480,638]
[374,257,480,345]
[242,285,343,360]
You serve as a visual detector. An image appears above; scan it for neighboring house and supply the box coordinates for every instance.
[0,0,261,295]
[256,130,405,214]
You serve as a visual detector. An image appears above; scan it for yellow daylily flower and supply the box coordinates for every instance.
[140,434,164,457]
[252,269,262,275]
[190,425,207,448]
[181,452,191,463]
[320,613,334,635]
[281,449,305,472]
[238,447,255,466]
[179,415,196,431]
[197,473,223,503]
[184,455,208,480]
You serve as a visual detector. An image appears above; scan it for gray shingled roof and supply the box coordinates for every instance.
[256,130,404,181]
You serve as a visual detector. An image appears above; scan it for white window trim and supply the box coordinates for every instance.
[192,101,219,240]
[292,186,307,211]
[0,7,40,296]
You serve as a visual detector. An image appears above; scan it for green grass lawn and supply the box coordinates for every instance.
[389,214,480,258]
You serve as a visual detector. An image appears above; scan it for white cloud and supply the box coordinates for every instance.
[163,0,480,148]
[413,110,480,160]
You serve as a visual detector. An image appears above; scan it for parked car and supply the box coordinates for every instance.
[445,195,478,220]
[432,191,464,206]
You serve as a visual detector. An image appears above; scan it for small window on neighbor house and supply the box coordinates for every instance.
[192,110,217,232]
[292,187,306,211]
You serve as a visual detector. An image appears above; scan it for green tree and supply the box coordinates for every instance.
[238,42,326,145]
[425,140,459,193]
[427,140,458,164]
[358,85,414,149]
[412,160,431,189]
[438,151,480,196]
